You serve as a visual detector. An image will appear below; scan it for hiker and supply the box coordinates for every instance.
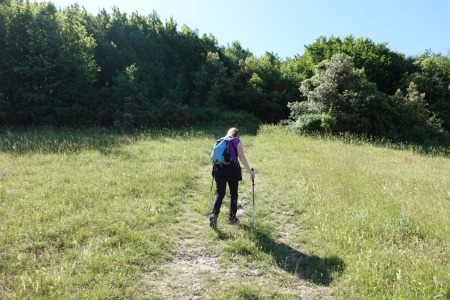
[209,127,255,228]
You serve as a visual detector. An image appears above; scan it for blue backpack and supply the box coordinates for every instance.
[211,137,236,166]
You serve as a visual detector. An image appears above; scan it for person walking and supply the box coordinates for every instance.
[209,127,255,229]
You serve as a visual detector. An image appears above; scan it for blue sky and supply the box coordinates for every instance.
[49,0,449,59]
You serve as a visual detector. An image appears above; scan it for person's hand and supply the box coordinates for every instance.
[249,168,255,179]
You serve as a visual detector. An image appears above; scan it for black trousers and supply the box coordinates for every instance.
[211,163,240,219]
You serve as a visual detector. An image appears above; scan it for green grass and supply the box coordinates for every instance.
[1,125,449,299]
[253,126,450,299]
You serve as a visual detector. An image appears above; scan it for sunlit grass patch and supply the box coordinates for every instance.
[253,125,450,299]
[0,127,212,299]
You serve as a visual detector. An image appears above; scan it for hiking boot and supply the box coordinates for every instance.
[209,213,218,229]
[228,217,240,225]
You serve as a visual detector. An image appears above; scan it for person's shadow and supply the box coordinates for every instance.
[239,224,346,286]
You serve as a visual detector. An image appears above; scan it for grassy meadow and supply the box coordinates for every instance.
[0,126,449,299]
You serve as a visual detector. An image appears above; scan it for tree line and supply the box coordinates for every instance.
[1,1,449,144]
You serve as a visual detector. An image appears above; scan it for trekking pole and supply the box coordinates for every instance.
[251,168,255,230]
[207,167,215,215]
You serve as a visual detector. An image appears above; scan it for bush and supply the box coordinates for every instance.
[158,103,192,127]
[289,113,335,133]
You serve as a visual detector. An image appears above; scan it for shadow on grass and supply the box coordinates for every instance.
[0,125,260,155]
[242,224,345,286]
[299,130,450,158]
[216,229,234,241]
[0,126,135,154]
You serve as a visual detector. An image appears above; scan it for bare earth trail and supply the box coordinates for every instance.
[142,166,336,299]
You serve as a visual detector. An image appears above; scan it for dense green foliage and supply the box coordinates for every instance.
[287,37,450,144]
[0,1,288,129]
[0,1,449,144]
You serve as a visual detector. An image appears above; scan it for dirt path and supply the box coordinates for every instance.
[143,207,221,299]
[142,173,336,299]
